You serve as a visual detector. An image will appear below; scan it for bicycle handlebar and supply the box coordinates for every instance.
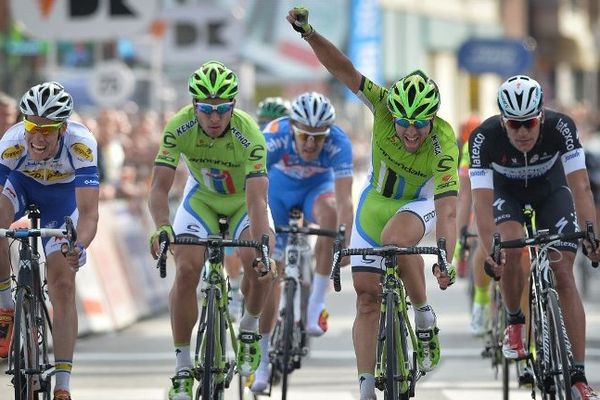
[155,234,271,278]
[276,225,340,238]
[491,221,598,268]
[0,216,77,252]
[330,238,449,292]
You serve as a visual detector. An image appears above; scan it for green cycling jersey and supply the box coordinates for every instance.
[356,76,459,201]
[155,104,268,197]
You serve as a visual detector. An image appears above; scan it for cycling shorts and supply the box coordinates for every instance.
[2,171,79,256]
[269,172,334,260]
[350,184,435,272]
[173,176,275,240]
[494,184,578,252]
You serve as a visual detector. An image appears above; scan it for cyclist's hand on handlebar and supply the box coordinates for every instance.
[286,7,314,37]
[582,238,600,264]
[253,257,278,281]
[483,251,505,281]
[64,242,86,272]
[432,262,455,290]
[149,224,174,259]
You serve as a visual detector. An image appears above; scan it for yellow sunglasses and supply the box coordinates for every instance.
[23,117,64,135]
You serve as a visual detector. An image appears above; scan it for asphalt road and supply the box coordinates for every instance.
[1,255,599,399]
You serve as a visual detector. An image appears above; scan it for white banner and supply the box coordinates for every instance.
[10,0,160,40]
[161,5,243,65]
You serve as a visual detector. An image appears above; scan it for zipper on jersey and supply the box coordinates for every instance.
[523,151,528,187]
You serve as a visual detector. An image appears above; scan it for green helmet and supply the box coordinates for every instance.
[256,97,290,121]
[387,70,440,120]
[188,60,238,100]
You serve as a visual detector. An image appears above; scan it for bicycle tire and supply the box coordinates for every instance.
[200,286,218,400]
[12,287,37,400]
[280,279,296,400]
[397,308,411,400]
[546,290,572,400]
[384,291,399,400]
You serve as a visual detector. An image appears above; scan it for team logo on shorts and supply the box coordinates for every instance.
[1,144,25,159]
[70,143,94,162]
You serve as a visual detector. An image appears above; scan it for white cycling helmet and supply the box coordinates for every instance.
[497,75,543,120]
[19,81,73,121]
[290,92,335,128]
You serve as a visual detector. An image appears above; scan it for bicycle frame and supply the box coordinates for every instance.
[268,208,342,400]
[2,205,76,400]
[156,228,270,400]
[375,254,420,398]
[492,205,596,400]
[331,239,449,400]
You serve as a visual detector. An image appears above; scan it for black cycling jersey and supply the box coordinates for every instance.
[468,109,587,251]
[468,109,586,202]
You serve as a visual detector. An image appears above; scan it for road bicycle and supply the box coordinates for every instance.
[257,207,344,400]
[330,238,450,400]
[156,219,270,400]
[2,204,77,400]
[491,205,597,400]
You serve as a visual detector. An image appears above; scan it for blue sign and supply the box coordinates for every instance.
[346,0,382,101]
[458,38,534,77]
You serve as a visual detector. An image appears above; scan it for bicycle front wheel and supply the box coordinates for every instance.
[11,288,38,400]
[198,286,217,400]
[383,291,400,400]
[280,279,296,400]
[546,289,572,400]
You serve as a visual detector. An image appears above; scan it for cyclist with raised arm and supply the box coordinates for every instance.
[147,60,277,400]
[469,75,600,399]
[0,82,99,400]
[256,96,290,130]
[250,91,354,392]
[286,8,457,400]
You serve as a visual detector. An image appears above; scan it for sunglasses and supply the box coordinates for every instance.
[503,114,541,130]
[194,101,235,115]
[394,117,431,129]
[23,117,64,135]
[292,125,329,144]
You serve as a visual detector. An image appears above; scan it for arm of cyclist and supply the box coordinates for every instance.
[246,175,276,278]
[148,165,176,259]
[471,187,505,279]
[286,7,362,93]
[567,168,600,262]
[335,176,353,266]
[64,186,99,270]
[432,195,457,289]
[453,173,472,261]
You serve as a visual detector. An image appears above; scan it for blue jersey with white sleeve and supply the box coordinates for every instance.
[264,117,353,183]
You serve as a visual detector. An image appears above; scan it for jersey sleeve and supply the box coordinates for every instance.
[555,115,586,175]
[329,126,354,179]
[468,129,493,189]
[356,76,389,115]
[154,118,182,169]
[67,130,100,188]
[242,121,268,178]
[432,120,459,198]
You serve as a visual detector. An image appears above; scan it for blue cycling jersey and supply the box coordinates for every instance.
[264,117,353,181]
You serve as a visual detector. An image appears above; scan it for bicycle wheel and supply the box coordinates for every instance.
[545,290,572,400]
[198,286,217,400]
[12,288,37,400]
[383,291,399,400]
[397,309,412,399]
[280,279,296,400]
